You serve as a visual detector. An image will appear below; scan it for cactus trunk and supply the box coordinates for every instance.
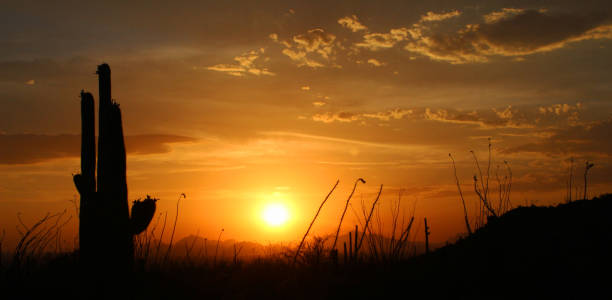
[77,91,96,264]
[75,64,154,272]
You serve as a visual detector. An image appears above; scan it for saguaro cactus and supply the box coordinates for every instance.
[73,64,156,271]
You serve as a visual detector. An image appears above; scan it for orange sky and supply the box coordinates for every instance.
[1,0,612,249]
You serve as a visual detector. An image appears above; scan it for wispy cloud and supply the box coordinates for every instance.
[308,104,588,130]
[259,131,423,151]
[367,58,385,66]
[424,106,533,129]
[312,111,360,123]
[206,48,274,76]
[504,118,612,157]
[419,10,462,22]
[338,15,368,32]
[483,8,526,23]
[272,28,340,68]
[312,108,414,123]
[355,28,410,50]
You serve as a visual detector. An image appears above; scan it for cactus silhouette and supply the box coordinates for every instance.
[73,64,156,271]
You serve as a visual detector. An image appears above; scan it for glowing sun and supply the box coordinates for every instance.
[262,203,289,227]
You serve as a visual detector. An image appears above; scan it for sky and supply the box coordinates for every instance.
[1,0,612,249]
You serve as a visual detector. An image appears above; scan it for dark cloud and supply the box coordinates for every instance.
[405,9,612,63]
[0,134,195,164]
[504,118,612,156]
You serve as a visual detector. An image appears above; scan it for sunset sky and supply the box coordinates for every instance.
[1,0,612,249]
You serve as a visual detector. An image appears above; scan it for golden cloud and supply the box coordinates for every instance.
[420,10,462,22]
[312,108,414,123]
[355,28,410,50]
[483,8,526,24]
[367,58,385,66]
[338,15,368,32]
[424,106,534,129]
[274,28,339,68]
[206,48,275,76]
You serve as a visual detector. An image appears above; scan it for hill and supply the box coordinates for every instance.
[358,194,612,298]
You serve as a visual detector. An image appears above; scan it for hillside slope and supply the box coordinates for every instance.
[372,194,612,298]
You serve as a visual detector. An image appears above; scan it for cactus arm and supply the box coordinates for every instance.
[131,196,157,235]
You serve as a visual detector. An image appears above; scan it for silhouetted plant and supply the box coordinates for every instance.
[566,157,575,203]
[450,153,472,235]
[163,193,185,265]
[584,161,594,200]
[73,64,156,271]
[10,211,71,271]
[355,184,383,258]
[332,178,365,252]
[299,236,329,266]
[451,138,512,233]
[424,218,430,254]
[293,180,339,266]
[357,189,415,262]
[214,228,224,266]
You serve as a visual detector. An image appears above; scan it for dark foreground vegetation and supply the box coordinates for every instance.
[1,194,611,299]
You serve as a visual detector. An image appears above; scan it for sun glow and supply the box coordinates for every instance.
[262,203,290,227]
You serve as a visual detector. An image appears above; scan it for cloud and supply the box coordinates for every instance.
[362,108,413,121]
[312,112,360,123]
[206,48,274,76]
[25,79,35,85]
[274,28,339,68]
[420,10,462,22]
[338,15,368,32]
[539,103,582,115]
[259,131,418,150]
[405,10,612,64]
[350,9,459,52]
[367,58,385,66]
[538,103,582,125]
[308,103,588,130]
[424,106,533,128]
[312,101,326,107]
[504,118,612,156]
[312,108,414,123]
[483,8,526,24]
[301,86,311,91]
[355,28,410,50]
[0,134,195,164]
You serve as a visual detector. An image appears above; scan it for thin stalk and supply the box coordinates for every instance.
[164,193,185,265]
[356,184,383,255]
[332,178,366,251]
[293,180,339,266]
[450,153,472,235]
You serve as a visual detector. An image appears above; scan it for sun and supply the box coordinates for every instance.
[262,203,289,227]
